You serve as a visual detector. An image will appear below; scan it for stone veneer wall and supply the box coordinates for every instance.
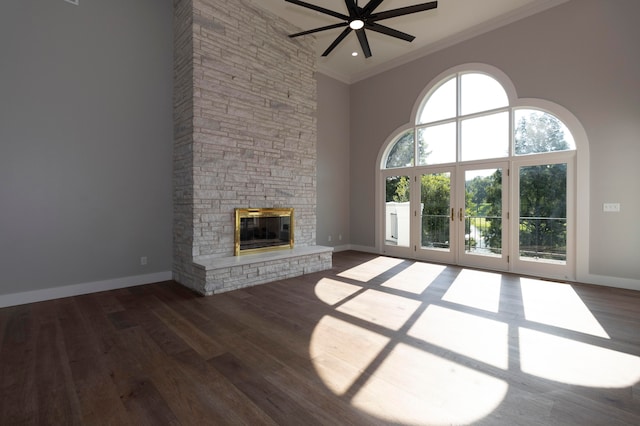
[173,0,196,290]
[173,0,331,294]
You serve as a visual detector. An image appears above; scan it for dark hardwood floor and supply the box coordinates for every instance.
[2,251,640,425]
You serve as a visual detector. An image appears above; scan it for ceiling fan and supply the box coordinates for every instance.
[286,0,438,58]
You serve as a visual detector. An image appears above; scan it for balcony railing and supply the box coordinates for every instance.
[421,214,450,249]
[465,215,501,256]
[518,216,567,262]
[420,214,567,262]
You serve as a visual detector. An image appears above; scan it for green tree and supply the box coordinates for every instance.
[515,112,569,259]
[518,164,567,259]
[385,130,414,168]
[483,170,503,253]
[466,176,491,215]
[479,112,569,258]
[386,176,410,202]
[515,111,570,154]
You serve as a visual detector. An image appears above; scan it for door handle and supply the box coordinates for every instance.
[451,208,454,222]
[459,208,463,222]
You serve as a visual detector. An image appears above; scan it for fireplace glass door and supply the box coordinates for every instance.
[235,208,294,255]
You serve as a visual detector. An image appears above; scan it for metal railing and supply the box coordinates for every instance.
[421,214,450,249]
[465,215,501,255]
[420,214,567,261]
[518,216,567,261]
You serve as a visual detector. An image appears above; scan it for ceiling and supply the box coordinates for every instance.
[251,0,568,83]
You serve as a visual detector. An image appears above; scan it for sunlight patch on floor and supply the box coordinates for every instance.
[380,262,446,294]
[408,305,509,369]
[353,343,508,425]
[310,256,639,424]
[520,278,610,338]
[337,256,405,282]
[442,269,502,312]
[310,352,366,396]
[336,289,422,331]
[314,278,362,306]
[309,315,390,394]
[519,327,640,388]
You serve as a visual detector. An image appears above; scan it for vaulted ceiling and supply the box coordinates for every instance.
[252,0,568,83]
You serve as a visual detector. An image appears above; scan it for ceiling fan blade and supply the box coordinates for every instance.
[355,28,372,58]
[289,22,348,38]
[369,1,438,22]
[344,0,359,18]
[285,0,350,21]
[322,27,352,56]
[362,0,385,15]
[366,22,415,42]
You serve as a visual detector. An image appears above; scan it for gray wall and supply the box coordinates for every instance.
[0,0,174,295]
[317,74,350,248]
[348,0,640,281]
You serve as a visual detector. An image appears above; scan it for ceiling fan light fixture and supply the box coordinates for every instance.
[286,0,438,58]
[349,19,365,30]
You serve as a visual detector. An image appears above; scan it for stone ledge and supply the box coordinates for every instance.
[193,245,333,270]
[191,246,333,295]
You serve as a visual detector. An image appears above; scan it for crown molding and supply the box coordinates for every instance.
[316,65,351,84]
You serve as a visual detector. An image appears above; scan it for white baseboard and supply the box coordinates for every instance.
[330,244,353,253]
[331,244,379,253]
[579,273,640,292]
[0,271,173,308]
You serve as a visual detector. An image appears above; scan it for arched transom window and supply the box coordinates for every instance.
[383,71,575,170]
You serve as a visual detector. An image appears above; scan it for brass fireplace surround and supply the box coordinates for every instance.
[234,208,294,256]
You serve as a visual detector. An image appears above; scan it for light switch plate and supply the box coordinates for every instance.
[603,203,621,212]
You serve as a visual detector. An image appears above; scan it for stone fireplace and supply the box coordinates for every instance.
[172,0,332,295]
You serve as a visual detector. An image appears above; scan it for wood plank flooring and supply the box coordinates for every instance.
[2,250,640,425]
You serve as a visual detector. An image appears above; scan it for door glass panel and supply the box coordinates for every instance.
[420,172,451,251]
[385,176,411,247]
[519,164,567,263]
[465,168,502,257]
[461,112,509,161]
[417,122,456,166]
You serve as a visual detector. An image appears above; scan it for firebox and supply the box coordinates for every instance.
[234,208,294,256]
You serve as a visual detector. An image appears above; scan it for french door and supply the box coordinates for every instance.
[408,163,508,270]
[382,159,572,279]
[511,158,574,280]
[456,163,509,270]
[413,167,455,264]
[383,163,508,269]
